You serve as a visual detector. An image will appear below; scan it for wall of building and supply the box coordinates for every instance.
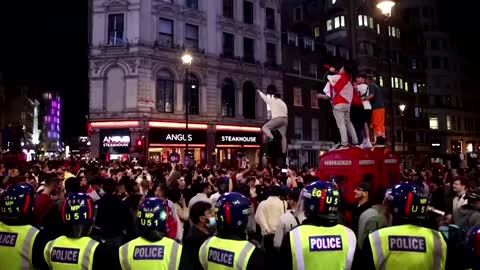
[89,0,283,162]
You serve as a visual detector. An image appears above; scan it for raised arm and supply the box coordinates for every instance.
[257,90,272,106]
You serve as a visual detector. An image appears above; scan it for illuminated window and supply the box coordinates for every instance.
[314,27,320,37]
[404,82,409,92]
[310,90,318,108]
[429,117,439,130]
[446,115,452,130]
[293,87,303,106]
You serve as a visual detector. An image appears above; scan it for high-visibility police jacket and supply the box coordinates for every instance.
[289,224,356,270]
[118,236,182,270]
[199,236,256,270]
[44,236,99,270]
[0,221,40,270]
[368,224,447,270]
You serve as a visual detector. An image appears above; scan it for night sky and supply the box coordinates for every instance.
[0,1,89,143]
[0,0,476,143]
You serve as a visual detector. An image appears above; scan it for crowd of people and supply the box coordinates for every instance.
[0,158,479,269]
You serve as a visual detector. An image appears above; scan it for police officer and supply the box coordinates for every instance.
[117,197,189,270]
[466,225,480,270]
[361,182,447,270]
[44,192,117,269]
[199,192,265,270]
[0,183,49,270]
[279,180,356,270]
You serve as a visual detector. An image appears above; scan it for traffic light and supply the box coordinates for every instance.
[135,138,144,153]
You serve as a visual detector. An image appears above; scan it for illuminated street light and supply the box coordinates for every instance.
[377,0,395,17]
[181,53,192,66]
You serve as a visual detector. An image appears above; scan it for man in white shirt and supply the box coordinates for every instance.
[452,177,468,212]
[188,181,212,209]
[255,186,287,262]
[257,90,289,154]
[273,189,305,249]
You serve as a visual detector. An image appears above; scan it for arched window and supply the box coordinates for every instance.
[187,73,199,115]
[243,81,256,119]
[221,79,235,117]
[106,67,125,112]
[156,69,174,113]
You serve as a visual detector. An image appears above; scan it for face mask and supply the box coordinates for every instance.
[207,217,217,228]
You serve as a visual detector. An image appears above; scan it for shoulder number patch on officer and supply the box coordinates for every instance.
[208,247,234,267]
[309,235,343,251]
[388,236,426,252]
[133,245,165,260]
[51,248,80,264]
[0,232,18,247]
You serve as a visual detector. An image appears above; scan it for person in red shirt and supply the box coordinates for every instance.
[32,175,60,225]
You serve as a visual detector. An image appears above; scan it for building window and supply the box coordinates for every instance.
[309,64,317,78]
[106,67,126,112]
[312,118,319,141]
[411,58,417,70]
[443,57,449,69]
[221,79,235,117]
[304,38,314,51]
[358,15,374,29]
[223,0,234,19]
[314,27,320,37]
[292,60,301,74]
[414,106,421,118]
[446,115,452,130]
[243,38,255,63]
[108,14,124,45]
[186,0,198,9]
[243,81,256,119]
[404,81,409,92]
[399,78,403,89]
[185,24,199,50]
[293,87,302,106]
[222,32,234,59]
[331,0,337,4]
[156,69,174,113]
[413,83,418,93]
[294,7,302,21]
[294,116,303,140]
[310,90,318,108]
[326,16,345,31]
[429,117,439,130]
[287,33,298,46]
[266,42,276,66]
[359,42,374,56]
[266,7,275,30]
[432,56,441,69]
[243,1,253,24]
[379,75,384,87]
[326,20,333,31]
[187,73,200,115]
[376,23,381,34]
[388,26,400,38]
[159,18,174,48]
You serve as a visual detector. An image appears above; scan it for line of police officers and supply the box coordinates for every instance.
[0,180,479,270]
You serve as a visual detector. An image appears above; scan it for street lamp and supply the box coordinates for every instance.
[399,104,406,168]
[377,0,395,150]
[182,52,192,165]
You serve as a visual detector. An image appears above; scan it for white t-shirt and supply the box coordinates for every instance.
[356,84,372,110]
